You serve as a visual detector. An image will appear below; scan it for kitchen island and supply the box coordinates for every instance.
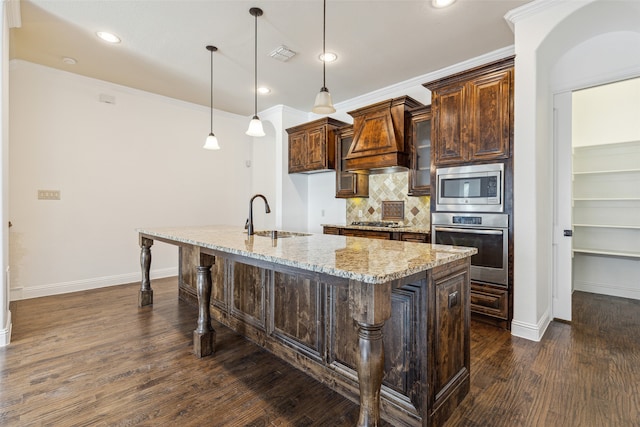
[136,226,476,427]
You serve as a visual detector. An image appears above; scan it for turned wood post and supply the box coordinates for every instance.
[193,254,216,358]
[138,236,154,307]
[349,279,392,427]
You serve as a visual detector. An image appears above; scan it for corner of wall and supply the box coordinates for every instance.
[511,308,552,342]
[0,310,11,346]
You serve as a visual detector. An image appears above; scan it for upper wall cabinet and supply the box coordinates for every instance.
[335,126,369,198]
[408,105,432,196]
[287,117,349,174]
[424,57,514,166]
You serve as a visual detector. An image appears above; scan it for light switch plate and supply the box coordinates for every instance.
[38,190,61,200]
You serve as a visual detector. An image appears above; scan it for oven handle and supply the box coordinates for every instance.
[433,226,503,236]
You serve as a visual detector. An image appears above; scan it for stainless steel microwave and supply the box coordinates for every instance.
[435,163,504,212]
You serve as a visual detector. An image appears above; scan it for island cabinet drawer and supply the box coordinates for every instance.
[470,282,508,319]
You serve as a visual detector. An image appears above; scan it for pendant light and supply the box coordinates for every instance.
[312,0,336,114]
[203,45,221,150]
[246,7,266,137]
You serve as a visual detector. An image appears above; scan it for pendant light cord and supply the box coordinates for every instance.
[254,11,258,117]
[210,48,214,132]
[322,0,326,89]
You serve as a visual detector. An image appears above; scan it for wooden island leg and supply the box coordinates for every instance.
[138,236,154,307]
[356,322,386,426]
[349,280,392,427]
[193,254,216,357]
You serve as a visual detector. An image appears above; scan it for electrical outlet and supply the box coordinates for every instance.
[358,209,363,218]
[38,190,61,200]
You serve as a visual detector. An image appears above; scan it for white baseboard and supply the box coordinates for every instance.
[10,267,177,301]
[0,311,11,347]
[574,280,640,301]
[511,308,552,342]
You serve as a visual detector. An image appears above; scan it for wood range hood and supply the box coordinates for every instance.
[344,96,424,174]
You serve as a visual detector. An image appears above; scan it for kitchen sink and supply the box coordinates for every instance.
[252,230,311,238]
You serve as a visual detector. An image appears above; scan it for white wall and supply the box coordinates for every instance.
[572,77,640,147]
[9,60,252,300]
[507,0,640,340]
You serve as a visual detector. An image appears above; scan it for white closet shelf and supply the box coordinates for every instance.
[573,224,640,230]
[573,168,640,175]
[573,248,640,259]
[573,197,640,201]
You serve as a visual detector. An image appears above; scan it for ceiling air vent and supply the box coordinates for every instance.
[269,45,296,62]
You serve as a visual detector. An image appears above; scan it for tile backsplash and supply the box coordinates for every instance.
[346,172,430,227]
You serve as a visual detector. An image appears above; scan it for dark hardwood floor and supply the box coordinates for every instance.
[2,278,639,426]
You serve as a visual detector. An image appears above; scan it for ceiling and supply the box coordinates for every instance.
[10,0,531,117]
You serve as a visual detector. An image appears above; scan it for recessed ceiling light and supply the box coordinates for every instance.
[258,87,271,94]
[319,52,337,63]
[96,31,121,43]
[432,0,456,8]
[62,57,77,65]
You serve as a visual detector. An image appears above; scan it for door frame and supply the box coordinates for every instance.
[552,91,573,321]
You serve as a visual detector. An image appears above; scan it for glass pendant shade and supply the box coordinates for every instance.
[246,116,266,137]
[203,132,220,150]
[312,87,336,114]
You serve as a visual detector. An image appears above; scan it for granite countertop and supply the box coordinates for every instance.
[137,226,475,285]
[321,223,431,234]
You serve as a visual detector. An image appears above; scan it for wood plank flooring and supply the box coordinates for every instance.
[2,278,639,426]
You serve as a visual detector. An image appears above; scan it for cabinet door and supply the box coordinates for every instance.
[467,68,512,162]
[306,126,326,170]
[336,129,369,198]
[400,232,429,243]
[288,131,307,173]
[409,108,432,196]
[432,83,466,165]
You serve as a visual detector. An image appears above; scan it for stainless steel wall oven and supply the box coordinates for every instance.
[432,213,509,286]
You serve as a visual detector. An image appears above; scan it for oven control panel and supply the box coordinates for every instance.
[452,216,482,225]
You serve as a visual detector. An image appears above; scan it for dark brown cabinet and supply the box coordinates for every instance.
[408,106,432,196]
[335,126,369,198]
[323,226,430,243]
[344,96,424,172]
[287,117,348,174]
[424,57,514,166]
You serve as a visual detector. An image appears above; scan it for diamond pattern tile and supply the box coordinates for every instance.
[346,172,430,227]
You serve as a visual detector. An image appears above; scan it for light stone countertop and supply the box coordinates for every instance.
[137,225,476,285]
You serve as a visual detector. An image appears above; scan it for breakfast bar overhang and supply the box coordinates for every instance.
[136,226,476,427]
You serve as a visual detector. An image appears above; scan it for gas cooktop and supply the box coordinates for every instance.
[350,221,407,228]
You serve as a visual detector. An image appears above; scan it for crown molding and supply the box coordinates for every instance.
[332,45,515,114]
[504,0,597,31]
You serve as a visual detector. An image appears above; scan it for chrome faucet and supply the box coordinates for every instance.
[246,194,271,236]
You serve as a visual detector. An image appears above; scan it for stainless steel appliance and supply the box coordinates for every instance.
[432,212,509,286]
[435,163,504,212]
